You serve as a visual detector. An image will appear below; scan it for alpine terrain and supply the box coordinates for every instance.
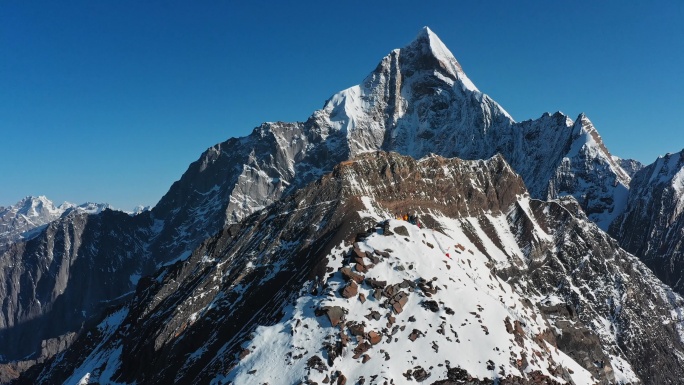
[2,27,684,384]
[17,152,684,385]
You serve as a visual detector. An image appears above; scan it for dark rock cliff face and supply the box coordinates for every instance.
[610,150,684,293]
[17,153,684,385]
[0,210,151,363]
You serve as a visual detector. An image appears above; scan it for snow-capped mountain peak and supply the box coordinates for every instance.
[402,26,480,94]
[409,26,478,92]
[14,195,60,217]
[0,196,113,251]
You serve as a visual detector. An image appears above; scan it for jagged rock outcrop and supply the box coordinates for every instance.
[17,152,684,385]
[610,150,684,293]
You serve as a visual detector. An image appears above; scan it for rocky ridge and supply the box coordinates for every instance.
[18,152,684,385]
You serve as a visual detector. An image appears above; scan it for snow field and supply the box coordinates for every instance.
[225,219,596,384]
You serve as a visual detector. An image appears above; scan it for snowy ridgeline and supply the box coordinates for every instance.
[43,182,677,384]
[224,218,635,385]
[0,196,114,247]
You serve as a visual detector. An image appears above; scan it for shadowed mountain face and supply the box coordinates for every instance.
[0,27,680,383]
[0,211,152,362]
[610,150,684,292]
[18,152,684,385]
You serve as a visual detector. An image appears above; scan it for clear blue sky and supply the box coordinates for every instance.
[2,1,683,211]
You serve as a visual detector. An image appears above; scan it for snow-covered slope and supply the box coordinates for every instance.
[0,196,111,251]
[22,152,684,385]
[228,220,598,385]
[610,149,684,292]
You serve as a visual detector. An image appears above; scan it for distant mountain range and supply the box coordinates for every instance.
[0,196,112,251]
[3,27,684,384]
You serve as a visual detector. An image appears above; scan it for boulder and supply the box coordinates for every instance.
[365,310,382,321]
[365,278,387,289]
[323,306,346,327]
[337,373,347,385]
[418,278,437,295]
[393,225,410,237]
[368,330,382,345]
[392,301,404,314]
[340,330,349,347]
[421,300,439,312]
[409,329,423,341]
[306,355,327,373]
[381,221,393,236]
[348,323,365,337]
[353,341,371,358]
[353,245,366,259]
[340,267,364,284]
[341,281,358,299]
[239,349,250,360]
[383,284,398,298]
[390,291,409,313]
[412,367,430,382]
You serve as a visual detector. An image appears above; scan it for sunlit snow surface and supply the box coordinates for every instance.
[221,218,605,385]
